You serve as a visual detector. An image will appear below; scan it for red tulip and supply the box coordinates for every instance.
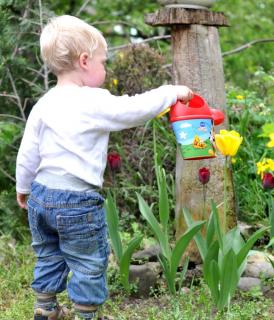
[107,152,121,172]
[262,172,274,190]
[198,167,210,185]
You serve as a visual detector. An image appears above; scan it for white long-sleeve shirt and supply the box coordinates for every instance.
[16,85,178,193]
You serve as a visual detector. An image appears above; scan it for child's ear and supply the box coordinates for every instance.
[79,52,89,69]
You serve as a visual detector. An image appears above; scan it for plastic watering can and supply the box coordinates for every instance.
[164,94,225,160]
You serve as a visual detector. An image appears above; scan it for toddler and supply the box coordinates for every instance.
[16,15,193,320]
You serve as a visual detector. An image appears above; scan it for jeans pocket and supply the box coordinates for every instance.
[57,212,99,254]
[28,206,43,243]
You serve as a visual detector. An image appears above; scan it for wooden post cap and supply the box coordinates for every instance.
[145,8,229,27]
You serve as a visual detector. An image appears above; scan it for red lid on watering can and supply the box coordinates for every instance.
[169,94,224,126]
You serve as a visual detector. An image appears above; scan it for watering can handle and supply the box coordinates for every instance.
[156,107,171,118]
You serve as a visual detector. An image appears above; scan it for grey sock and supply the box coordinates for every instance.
[35,293,57,312]
[74,308,97,319]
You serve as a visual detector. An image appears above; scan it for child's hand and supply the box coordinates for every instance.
[17,192,28,210]
[175,85,193,102]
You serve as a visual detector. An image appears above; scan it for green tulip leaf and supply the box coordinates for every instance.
[206,211,215,249]
[208,260,220,305]
[105,191,123,262]
[203,240,219,285]
[269,198,274,238]
[170,221,205,280]
[266,237,274,249]
[120,235,143,292]
[157,166,169,235]
[218,249,238,310]
[183,207,207,261]
[137,193,171,259]
[236,226,269,268]
[223,227,244,254]
[158,254,175,295]
[211,201,223,251]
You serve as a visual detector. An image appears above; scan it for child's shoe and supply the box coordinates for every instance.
[34,303,70,320]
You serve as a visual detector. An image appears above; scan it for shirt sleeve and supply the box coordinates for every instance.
[16,107,41,194]
[91,85,178,131]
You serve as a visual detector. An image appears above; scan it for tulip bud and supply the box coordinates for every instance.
[198,167,210,185]
[107,152,122,172]
[262,172,274,190]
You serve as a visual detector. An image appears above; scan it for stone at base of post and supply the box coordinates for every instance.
[145,7,236,264]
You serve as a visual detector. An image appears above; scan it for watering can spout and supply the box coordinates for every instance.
[210,108,225,125]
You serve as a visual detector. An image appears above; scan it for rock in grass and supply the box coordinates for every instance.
[132,245,161,263]
[237,277,262,292]
[129,262,161,297]
[244,251,274,279]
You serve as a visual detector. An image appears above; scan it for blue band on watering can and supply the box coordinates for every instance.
[172,118,216,160]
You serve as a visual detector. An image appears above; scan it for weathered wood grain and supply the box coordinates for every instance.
[145,8,229,27]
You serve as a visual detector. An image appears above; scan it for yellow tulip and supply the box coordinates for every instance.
[215,129,243,156]
[236,95,244,100]
[112,79,118,86]
[267,133,274,148]
[257,158,274,178]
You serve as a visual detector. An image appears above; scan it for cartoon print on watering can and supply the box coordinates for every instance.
[169,94,224,160]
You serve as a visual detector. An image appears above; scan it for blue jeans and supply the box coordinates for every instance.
[27,181,110,307]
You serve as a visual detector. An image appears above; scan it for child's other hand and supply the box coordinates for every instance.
[175,85,193,102]
[17,192,28,210]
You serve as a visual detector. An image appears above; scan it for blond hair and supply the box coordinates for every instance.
[40,15,107,75]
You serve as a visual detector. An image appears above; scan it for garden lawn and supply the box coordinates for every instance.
[0,236,273,320]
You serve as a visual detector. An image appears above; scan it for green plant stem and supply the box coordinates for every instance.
[268,192,274,239]
[224,156,228,233]
[202,185,207,220]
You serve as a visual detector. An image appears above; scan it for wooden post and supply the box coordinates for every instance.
[145,8,237,263]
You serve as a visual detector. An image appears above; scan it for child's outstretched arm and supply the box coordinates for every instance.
[90,84,193,131]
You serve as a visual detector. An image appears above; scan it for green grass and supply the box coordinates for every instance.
[0,236,272,320]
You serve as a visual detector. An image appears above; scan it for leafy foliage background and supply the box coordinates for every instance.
[0,0,273,237]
